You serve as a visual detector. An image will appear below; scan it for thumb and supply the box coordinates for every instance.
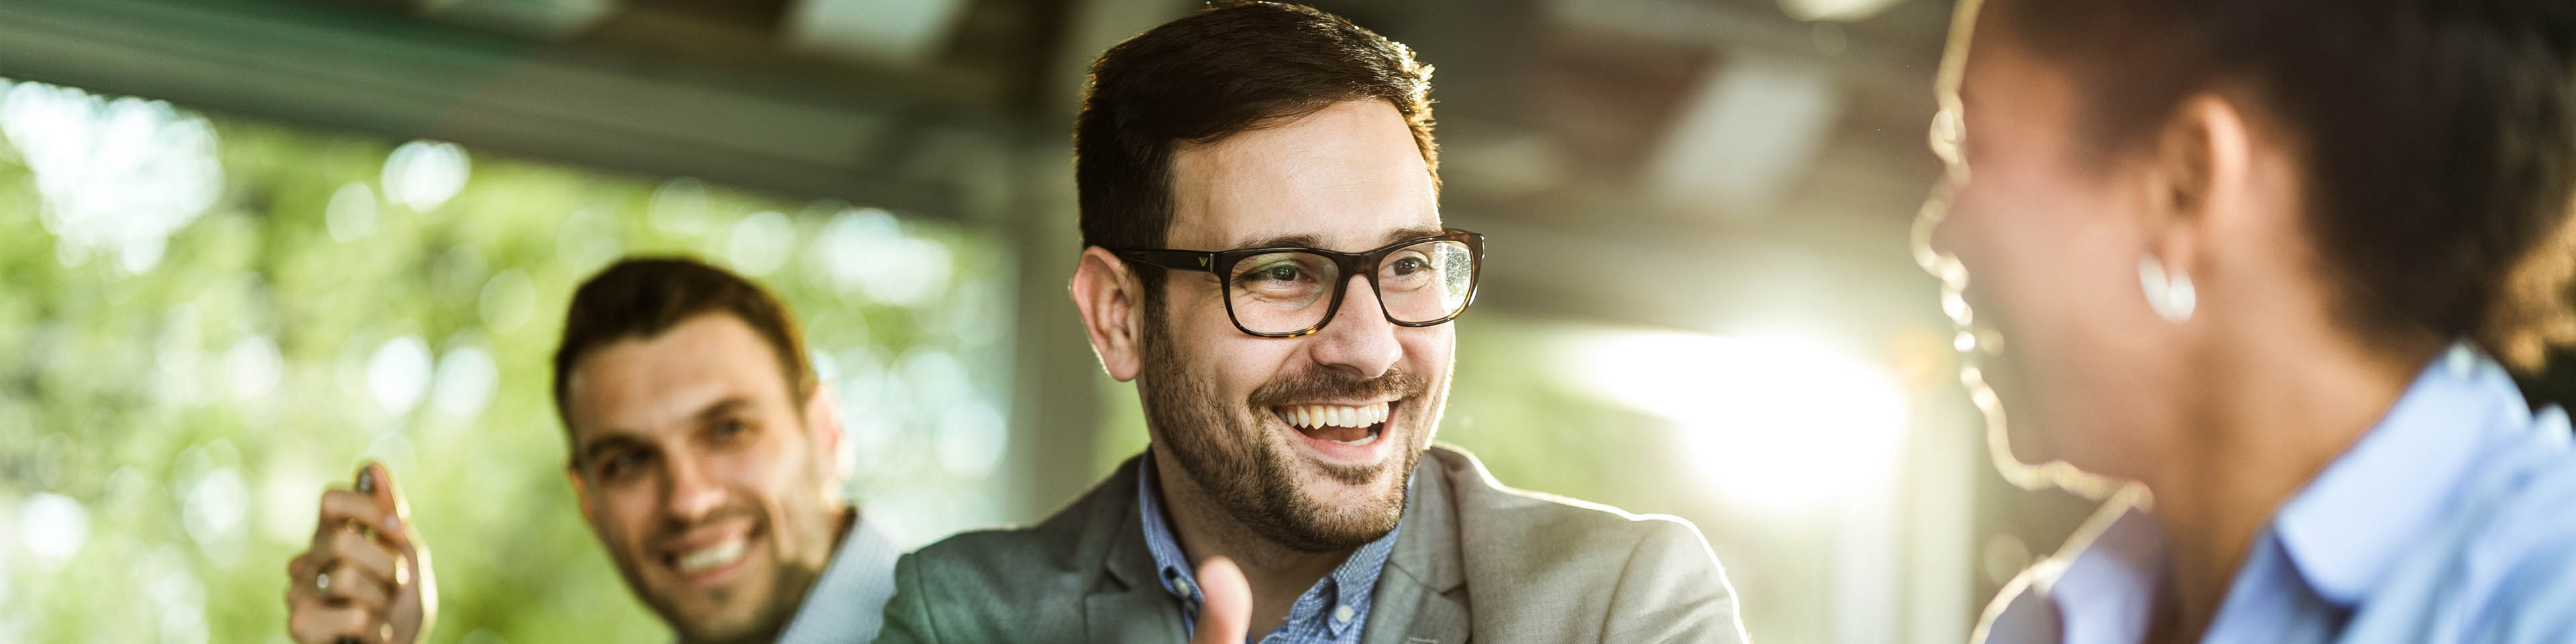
[356,462,407,520]
[1189,556,1250,644]
[354,462,417,553]
[359,462,437,641]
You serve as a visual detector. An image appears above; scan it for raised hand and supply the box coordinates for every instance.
[284,462,435,644]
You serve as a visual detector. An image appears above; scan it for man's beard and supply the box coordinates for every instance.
[1135,303,1430,552]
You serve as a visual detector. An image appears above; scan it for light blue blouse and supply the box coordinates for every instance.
[1978,343,2576,644]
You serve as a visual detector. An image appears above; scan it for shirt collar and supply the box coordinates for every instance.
[2271,343,2550,606]
[1135,453,1405,639]
[2038,488,2167,644]
[774,506,902,644]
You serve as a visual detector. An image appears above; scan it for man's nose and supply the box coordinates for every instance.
[1306,274,1403,378]
[661,452,724,525]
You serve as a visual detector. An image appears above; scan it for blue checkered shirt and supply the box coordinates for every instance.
[1136,455,1401,644]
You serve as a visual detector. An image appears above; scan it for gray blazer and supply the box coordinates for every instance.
[875,444,1746,644]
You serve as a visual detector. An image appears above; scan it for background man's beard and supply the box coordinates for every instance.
[1136,309,1425,552]
[622,448,835,644]
[618,502,796,644]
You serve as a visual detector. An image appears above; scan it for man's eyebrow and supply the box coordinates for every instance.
[1228,227,1446,252]
[694,396,752,423]
[1232,233,1325,250]
[1379,225,1445,246]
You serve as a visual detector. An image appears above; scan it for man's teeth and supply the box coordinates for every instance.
[676,539,746,574]
[1281,402,1390,445]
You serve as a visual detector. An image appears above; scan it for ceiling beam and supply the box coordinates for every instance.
[0,0,1026,217]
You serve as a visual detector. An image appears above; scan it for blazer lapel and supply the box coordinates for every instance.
[1362,449,1471,644]
[1364,572,1470,644]
[1084,464,1187,644]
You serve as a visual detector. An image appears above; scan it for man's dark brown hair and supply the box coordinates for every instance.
[1986,0,2576,369]
[550,256,818,435]
[1075,0,1438,291]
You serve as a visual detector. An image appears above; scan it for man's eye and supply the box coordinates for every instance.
[714,419,749,438]
[599,451,649,480]
[1244,262,1307,283]
[1389,256,1428,275]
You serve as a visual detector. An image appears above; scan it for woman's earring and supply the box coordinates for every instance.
[2139,255,2196,322]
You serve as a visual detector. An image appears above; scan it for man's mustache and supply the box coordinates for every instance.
[656,502,763,544]
[1248,368,1425,408]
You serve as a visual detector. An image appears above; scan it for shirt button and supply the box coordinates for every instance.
[1334,604,1355,623]
[1175,578,1197,599]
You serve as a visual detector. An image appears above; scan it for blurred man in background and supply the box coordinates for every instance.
[1917,0,2576,641]
[874,3,1743,643]
[285,257,900,644]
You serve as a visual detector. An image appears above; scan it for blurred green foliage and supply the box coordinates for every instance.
[0,79,1014,643]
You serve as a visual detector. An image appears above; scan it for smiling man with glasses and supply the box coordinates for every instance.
[872,3,1743,643]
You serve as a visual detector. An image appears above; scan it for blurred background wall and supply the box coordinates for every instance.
[0,0,2567,643]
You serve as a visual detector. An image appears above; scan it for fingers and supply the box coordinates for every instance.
[315,490,408,549]
[286,601,386,644]
[1189,556,1252,644]
[288,533,401,614]
[318,559,395,613]
[322,528,405,590]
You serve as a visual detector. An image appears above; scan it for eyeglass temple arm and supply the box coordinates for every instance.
[1110,248,1217,273]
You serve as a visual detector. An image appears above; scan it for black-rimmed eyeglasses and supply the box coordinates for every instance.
[1111,229,1486,337]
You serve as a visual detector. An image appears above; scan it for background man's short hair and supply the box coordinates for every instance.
[550,256,818,432]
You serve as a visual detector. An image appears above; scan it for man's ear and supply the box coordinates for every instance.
[1071,246,1148,382]
[566,464,598,529]
[803,382,849,498]
[2145,93,2255,274]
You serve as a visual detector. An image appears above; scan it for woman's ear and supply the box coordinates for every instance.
[1071,246,1147,382]
[2145,93,2255,269]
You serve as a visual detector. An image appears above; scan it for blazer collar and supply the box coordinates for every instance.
[1362,445,1472,644]
[1079,447,1481,643]
[1083,455,1186,643]
[1387,446,1468,593]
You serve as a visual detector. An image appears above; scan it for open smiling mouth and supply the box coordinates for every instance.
[673,538,746,574]
[1275,401,1390,445]
[663,522,761,584]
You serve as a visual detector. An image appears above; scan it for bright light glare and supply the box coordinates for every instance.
[21,492,90,565]
[380,140,470,212]
[1566,331,1908,514]
[1,81,224,273]
[368,335,433,415]
[1778,0,1904,22]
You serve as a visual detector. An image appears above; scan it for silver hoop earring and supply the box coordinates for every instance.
[2139,255,2196,322]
